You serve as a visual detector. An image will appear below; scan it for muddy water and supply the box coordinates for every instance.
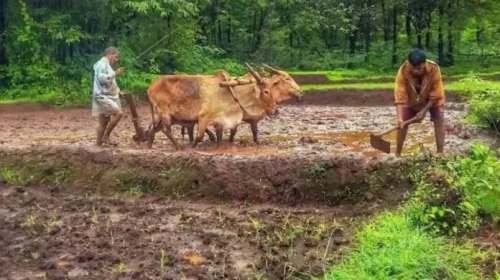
[0,102,486,158]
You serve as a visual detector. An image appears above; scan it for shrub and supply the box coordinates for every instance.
[447,143,500,217]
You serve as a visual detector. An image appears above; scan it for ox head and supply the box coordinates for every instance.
[259,64,303,103]
[245,63,277,117]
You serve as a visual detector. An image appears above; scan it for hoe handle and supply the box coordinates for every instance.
[374,116,418,137]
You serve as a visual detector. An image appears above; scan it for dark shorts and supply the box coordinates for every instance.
[402,105,445,122]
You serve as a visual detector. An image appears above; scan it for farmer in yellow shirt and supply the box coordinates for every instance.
[394,49,445,157]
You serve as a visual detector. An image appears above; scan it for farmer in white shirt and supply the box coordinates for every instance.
[92,47,125,146]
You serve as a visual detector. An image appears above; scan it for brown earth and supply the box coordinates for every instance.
[291,74,500,85]
[0,89,497,279]
[285,89,465,106]
[0,183,372,280]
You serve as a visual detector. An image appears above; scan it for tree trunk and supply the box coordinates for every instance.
[392,4,398,65]
[227,17,231,44]
[381,0,389,42]
[0,0,7,65]
[425,7,432,49]
[406,7,411,44]
[438,1,444,65]
[446,1,454,65]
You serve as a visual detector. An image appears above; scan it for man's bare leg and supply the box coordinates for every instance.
[433,119,445,153]
[395,126,409,157]
[97,114,110,146]
[102,110,123,145]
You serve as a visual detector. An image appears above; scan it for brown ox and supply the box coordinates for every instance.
[146,65,277,149]
[182,64,303,144]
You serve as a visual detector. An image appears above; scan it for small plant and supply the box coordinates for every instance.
[91,207,99,224]
[0,167,23,184]
[115,262,128,273]
[127,186,143,197]
[44,211,60,233]
[23,215,36,228]
[160,249,167,276]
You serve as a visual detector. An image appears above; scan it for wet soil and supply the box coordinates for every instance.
[0,89,498,279]
[0,89,486,158]
[0,183,375,280]
[285,89,465,107]
[291,74,500,85]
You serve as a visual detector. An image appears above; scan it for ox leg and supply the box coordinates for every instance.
[192,120,209,148]
[229,128,237,143]
[205,129,216,142]
[187,125,195,144]
[146,120,162,149]
[215,125,223,148]
[250,121,260,145]
[162,122,182,150]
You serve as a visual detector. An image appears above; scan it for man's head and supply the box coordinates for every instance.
[408,49,426,76]
[105,47,120,64]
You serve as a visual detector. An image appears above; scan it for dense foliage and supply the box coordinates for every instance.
[2,0,500,105]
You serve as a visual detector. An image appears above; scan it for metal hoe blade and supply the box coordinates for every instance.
[370,133,391,154]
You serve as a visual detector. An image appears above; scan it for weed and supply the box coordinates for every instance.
[44,211,60,234]
[0,167,24,184]
[127,186,143,197]
[160,249,167,276]
[115,262,128,273]
[91,207,99,224]
[23,215,36,228]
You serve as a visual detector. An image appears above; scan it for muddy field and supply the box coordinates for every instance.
[0,89,497,280]
[0,90,488,158]
[0,182,379,280]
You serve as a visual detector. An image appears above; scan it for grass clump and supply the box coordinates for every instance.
[323,211,484,280]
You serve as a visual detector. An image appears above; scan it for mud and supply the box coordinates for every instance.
[291,74,500,85]
[0,183,369,280]
[0,88,497,279]
[285,89,465,106]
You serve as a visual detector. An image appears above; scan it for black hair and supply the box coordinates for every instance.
[408,49,426,66]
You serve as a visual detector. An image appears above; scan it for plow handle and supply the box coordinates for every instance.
[122,93,146,141]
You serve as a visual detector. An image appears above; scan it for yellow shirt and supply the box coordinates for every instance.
[394,59,445,109]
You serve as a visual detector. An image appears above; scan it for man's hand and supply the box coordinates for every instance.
[115,67,125,76]
[397,118,405,129]
[415,110,426,122]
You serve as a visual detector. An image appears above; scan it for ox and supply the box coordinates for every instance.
[146,64,277,149]
[182,64,303,144]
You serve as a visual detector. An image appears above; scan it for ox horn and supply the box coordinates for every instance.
[262,64,281,75]
[245,62,263,84]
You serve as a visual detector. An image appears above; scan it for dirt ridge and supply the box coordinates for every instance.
[0,144,412,206]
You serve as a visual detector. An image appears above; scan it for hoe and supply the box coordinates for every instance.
[369,116,417,153]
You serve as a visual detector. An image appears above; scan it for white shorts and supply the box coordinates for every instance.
[92,94,122,117]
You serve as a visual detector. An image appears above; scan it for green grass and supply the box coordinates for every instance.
[289,69,388,81]
[302,83,394,91]
[322,211,485,280]
[300,79,500,92]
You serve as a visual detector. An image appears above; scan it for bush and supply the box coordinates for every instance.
[405,169,481,236]
[451,75,500,131]
[447,143,500,217]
